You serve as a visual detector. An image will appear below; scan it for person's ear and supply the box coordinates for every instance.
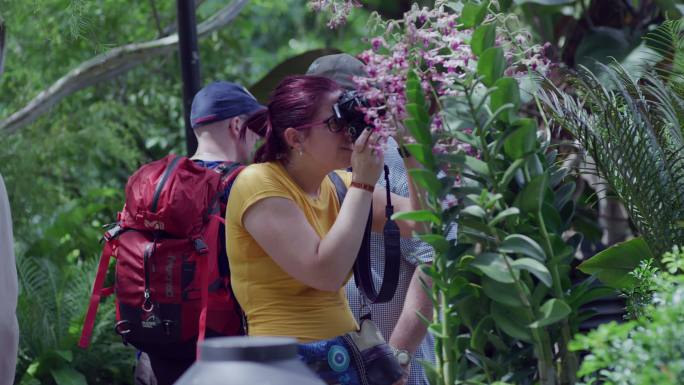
[227,117,242,139]
[282,127,304,151]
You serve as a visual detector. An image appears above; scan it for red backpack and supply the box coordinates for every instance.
[79,154,244,359]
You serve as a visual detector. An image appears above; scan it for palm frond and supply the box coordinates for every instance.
[540,63,684,256]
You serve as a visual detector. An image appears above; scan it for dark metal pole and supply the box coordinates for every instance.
[177,0,200,156]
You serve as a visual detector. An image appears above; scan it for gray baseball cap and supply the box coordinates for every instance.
[306,53,367,90]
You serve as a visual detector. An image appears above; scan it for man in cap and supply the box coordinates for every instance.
[307,54,435,385]
[135,81,263,385]
[189,80,263,167]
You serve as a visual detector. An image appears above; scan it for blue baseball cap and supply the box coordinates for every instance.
[190,81,265,129]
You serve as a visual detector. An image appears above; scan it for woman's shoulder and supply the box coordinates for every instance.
[235,162,282,186]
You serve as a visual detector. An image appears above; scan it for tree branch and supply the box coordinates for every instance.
[0,0,248,135]
[148,0,164,37]
[0,15,5,78]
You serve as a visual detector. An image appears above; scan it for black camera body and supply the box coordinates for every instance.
[333,90,370,142]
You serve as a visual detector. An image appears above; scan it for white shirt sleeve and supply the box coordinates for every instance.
[0,174,19,385]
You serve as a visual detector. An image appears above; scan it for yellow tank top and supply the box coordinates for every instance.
[226,162,357,342]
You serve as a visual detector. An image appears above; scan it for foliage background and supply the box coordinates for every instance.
[1,0,682,384]
[0,0,374,383]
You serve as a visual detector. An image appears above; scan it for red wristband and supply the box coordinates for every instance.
[351,181,374,193]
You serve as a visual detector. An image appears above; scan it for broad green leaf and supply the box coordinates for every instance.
[519,173,548,213]
[54,350,73,362]
[462,205,487,220]
[500,158,525,187]
[529,298,571,328]
[499,234,546,261]
[541,202,561,232]
[491,302,532,341]
[477,47,505,86]
[404,115,432,146]
[577,237,655,289]
[503,118,537,159]
[465,155,489,175]
[470,315,493,352]
[553,182,576,210]
[482,277,525,306]
[405,103,430,126]
[392,210,442,225]
[574,27,641,73]
[471,23,497,56]
[51,368,87,385]
[511,258,552,287]
[418,234,450,254]
[470,252,518,283]
[403,143,435,169]
[490,77,520,123]
[460,1,490,29]
[567,285,617,309]
[409,169,441,196]
[488,207,520,226]
[406,69,427,106]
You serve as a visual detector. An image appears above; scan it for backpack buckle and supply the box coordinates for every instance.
[114,320,131,346]
[100,224,123,243]
[193,238,208,254]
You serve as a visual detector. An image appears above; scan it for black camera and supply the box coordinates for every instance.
[332,90,370,142]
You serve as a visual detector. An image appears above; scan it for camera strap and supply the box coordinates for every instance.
[328,167,400,305]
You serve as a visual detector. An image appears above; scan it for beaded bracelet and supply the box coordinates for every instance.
[351,181,375,193]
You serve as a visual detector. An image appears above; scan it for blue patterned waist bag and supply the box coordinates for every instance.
[297,320,403,385]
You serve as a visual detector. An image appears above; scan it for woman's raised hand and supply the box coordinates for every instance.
[351,128,384,186]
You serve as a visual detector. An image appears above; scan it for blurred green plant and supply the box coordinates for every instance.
[570,245,684,385]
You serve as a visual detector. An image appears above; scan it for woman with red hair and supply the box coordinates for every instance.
[226,75,423,345]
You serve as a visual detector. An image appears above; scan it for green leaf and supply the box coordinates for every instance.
[488,207,519,226]
[418,234,450,254]
[465,155,489,175]
[409,169,441,196]
[471,23,497,56]
[500,158,525,187]
[460,1,490,29]
[392,210,442,225]
[499,234,546,261]
[404,115,432,146]
[51,368,87,385]
[490,77,520,123]
[403,143,435,169]
[470,252,518,283]
[529,298,571,328]
[482,277,525,306]
[477,47,505,86]
[462,205,487,220]
[519,173,548,213]
[54,350,73,362]
[541,202,561,232]
[568,285,617,309]
[577,237,655,289]
[503,118,537,159]
[511,258,552,287]
[491,302,532,341]
[470,315,493,352]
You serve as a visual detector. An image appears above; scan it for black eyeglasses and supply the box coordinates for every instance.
[294,114,349,134]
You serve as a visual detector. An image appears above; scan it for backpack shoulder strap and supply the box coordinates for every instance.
[327,171,348,207]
